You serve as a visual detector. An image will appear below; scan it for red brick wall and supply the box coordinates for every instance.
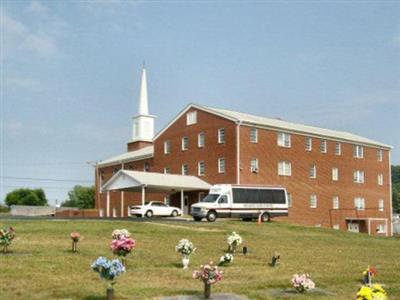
[238,125,392,236]
[127,141,153,152]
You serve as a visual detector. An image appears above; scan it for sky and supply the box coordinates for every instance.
[1,1,400,205]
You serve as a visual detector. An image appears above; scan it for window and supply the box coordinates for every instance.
[378,199,384,212]
[278,161,292,176]
[198,132,205,148]
[333,224,340,230]
[354,145,364,158]
[198,161,205,176]
[309,164,317,179]
[305,137,312,151]
[287,192,292,208]
[354,197,365,210]
[164,167,171,174]
[182,164,189,175]
[144,162,150,172]
[218,158,226,174]
[218,128,225,144]
[182,137,189,151]
[332,167,339,181]
[320,139,327,153]
[378,174,384,186]
[335,142,341,155]
[377,149,383,162]
[310,194,317,208]
[250,158,259,173]
[377,224,387,234]
[353,170,365,183]
[277,132,291,148]
[250,128,258,143]
[164,140,171,154]
[333,196,339,209]
[186,111,197,125]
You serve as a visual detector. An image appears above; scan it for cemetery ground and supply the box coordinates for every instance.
[0,218,399,300]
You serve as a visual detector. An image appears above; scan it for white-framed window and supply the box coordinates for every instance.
[164,140,171,154]
[377,173,384,186]
[353,145,364,158]
[354,197,365,210]
[250,158,259,173]
[250,128,258,143]
[333,196,339,209]
[305,137,312,151]
[182,164,189,175]
[332,167,339,181]
[335,142,341,155]
[378,199,384,212]
[164,167,171,174]
[277,132,291,148]
[218,128,225,144]
[198,161,205,176]
[278,161,292,176]
[186,111,197,125]
[218,158,226,174]
[320,139,327,153]
[353,170,365,184]
[377,224,387,234]
[182,137,189,151]
[198,132,205,148]
[377,149,383,162]
[287,192,292,208]
[310,194,317,208]
[333,224,340,230]
[309,164,317,179]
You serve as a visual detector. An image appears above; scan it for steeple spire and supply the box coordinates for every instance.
[138,65,149,115]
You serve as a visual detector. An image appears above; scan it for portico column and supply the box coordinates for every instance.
[180,189,184,215]
[121,191,124,218]
[142,186,146,205]
[106,191,110,218]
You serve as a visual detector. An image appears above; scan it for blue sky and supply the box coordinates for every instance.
[1,1,399,205]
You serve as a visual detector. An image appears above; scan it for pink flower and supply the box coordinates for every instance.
[111,237,136,256]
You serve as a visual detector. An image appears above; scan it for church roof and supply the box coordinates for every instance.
[98,146,154,167]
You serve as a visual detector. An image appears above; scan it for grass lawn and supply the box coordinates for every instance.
[0,218,399,300]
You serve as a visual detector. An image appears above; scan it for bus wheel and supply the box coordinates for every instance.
[206,211,217,222]
[261,212,271,223]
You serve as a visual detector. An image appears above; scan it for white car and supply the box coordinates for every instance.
[130,201,182,218]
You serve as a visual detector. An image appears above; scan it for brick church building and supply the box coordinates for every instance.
[95,67,393,236]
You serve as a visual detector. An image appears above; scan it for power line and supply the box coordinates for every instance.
[0,176,93,183]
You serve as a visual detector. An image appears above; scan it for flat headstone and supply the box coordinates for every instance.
[159,293,249,300]
[263,288,335,297]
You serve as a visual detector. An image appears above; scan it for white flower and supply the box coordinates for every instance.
[176,239,196,256]
[227,232,242,246]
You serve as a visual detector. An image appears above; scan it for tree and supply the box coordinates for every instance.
[5,188,48,206]
[62,185,95,209]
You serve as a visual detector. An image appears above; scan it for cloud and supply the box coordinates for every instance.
[4,76,44,93]
[2,9,58,58]
[26,1,48,15]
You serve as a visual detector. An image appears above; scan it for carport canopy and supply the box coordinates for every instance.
[101,170,211,216]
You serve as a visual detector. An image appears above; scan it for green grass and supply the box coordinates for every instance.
[0,218,399,300]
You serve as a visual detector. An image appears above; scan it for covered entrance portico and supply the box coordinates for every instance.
[345,217,389,236]
[101,170,211,217]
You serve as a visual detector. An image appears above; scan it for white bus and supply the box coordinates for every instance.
[190,184,289,222]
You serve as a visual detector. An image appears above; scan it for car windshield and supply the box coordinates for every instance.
[201,194,220,203]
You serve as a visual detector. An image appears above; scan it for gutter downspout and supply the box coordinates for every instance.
[236,121,242,184]
[389,151,393,236]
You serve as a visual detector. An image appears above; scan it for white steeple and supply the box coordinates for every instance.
[131,65,156,142]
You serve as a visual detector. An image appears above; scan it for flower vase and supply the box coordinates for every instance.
[204,282,211,299]
[228,244,236,253]
[121,256,127,267]
[106,288,114,300]
[72,241,78,253]
[182,255,190,269]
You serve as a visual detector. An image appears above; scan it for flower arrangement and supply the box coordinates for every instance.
[362,266,378,285]
[219,253,234,266]
[356,284,387,300]
[111,229,130,240]
[176,239,196,256]
[70,231,80,253]
[193,262,223,299]
[227,231,242,253]
[91,256,126,300]
[0,227,16,253]
[291,273,316,293]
